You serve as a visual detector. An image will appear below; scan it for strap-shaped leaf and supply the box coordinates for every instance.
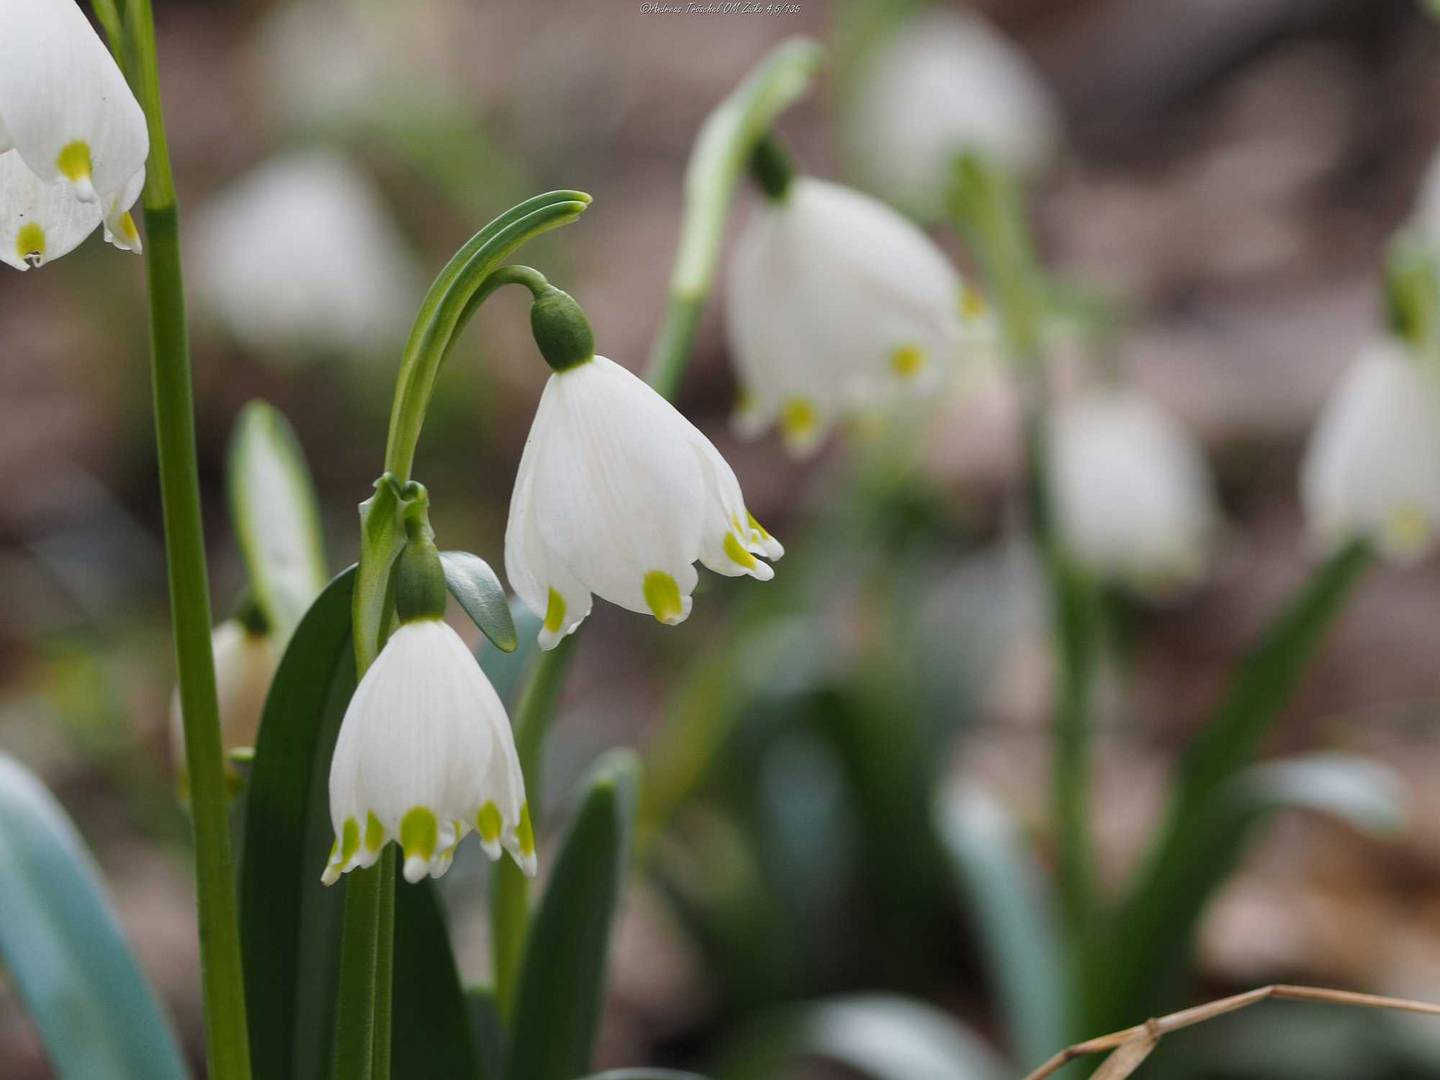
[509,750,640,1080]
[582,1072,711,1079]
[239,568,478,1077]
[0,752,187,1079]
[440,550,517,652]
[227,400,328,639]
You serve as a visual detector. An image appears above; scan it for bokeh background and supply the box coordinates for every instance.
[7,0,1440,1076]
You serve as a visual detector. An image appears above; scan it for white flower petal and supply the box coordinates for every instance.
[845,9,1061,219]
[0,147,102,269]
[102,165,144,252]
[324,618,531,882]
[0,0,148,201]
[505,355,779,644]
[169,620,279,786]
[1300,340,1440,562]
[725,178,969,456]
[1049,388,1216,592]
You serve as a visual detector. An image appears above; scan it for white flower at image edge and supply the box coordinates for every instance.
[846,8,1061,220]
[191,150,422,359]
[1301,339,1440,562]
[1049,388,1216,592]
[726,177,985,456]
[506,354,783,650]
[323,618,533,885]
[169,620,279,792]
[0,0,149,270]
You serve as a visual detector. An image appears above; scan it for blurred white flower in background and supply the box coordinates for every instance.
[1301,339,1440,562]
[324,618,533,885]
[191,150,422,361]
[1049,388,1217,593]
[507,354,782,649]
[845,7,1062,222]
[726,177,986,456]
[169,620,278,794]
[0,0,148,269]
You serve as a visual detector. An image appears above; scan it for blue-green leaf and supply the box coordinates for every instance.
[227,400,328,639]
[0,752,187,1080]
[440,550,517,652]
[476,599,542,708]
[508,750,640,1080]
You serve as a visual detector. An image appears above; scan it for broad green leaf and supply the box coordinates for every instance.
[720,994,1010,1080]
[239,567,478,1078]
[508,750,640,1080]
[227,400,328,639]
[239,567,356,1079]
[466,987,506,1080]
[440,550,516,652]
[935,786,1067,1070]
[0,752,187,1079]
[393,878,484,1079]
[1098,539,1372,1031]
[476,599,542,708]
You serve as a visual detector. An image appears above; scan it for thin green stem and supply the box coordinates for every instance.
[332,866,381,1080]
[491,638,577,1016]
[124,1,251,1075]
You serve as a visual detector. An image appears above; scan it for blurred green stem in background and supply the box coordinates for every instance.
[336,193,592,1080]
[948,153,1099,997]
[646,36,822,398]
[107,0,255,1075]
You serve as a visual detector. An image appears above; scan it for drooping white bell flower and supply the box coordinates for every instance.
[191,150,422,360]
[506,343,782,650]
[325,526,533,884]
[169,619,279,795]
[1049,388,1216,592]
[725,177,983,456]
[845,8,1061,221]
[0,0,149,269]
[1300,340,1440,562]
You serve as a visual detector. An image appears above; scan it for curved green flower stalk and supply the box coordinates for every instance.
[108,0,252,1075]
[332,191,590,1080]
[647,36,822,399]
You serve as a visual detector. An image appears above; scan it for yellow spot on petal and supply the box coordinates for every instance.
[476,802,503,844]
[118,211,139,244]
[890,344,926,379]
[780,398,816,441]
[643,571,684,623]
[544,587,566,634]
[56,141,93,185]
[1383,504,1432,559]
[517,803,535,857]
[16,223,45,267]
[723,531,759,570]
[747,511,772,541]
[400,806,439,863]
[364,812,385,852]
[340,817,360,863]
[961,285,988,322]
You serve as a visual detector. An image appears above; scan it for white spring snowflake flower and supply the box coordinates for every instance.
[725,177,985,456]
[1049,388,1217,593]
[845,8,1061,221]
[0,0,149,269]
[1301,339,1440,563]
[506,353,782,650]
[323,618,533,885]
[191,150,422,360]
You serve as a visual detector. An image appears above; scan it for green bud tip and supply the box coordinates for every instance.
[530,285,595,373]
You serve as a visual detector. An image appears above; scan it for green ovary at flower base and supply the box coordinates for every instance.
[0,0,149,268]
[504,280,783,650]
[325,501,534,885]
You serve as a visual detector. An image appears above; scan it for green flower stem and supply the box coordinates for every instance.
[949,153,1098,961]
[491,637,577,1016]
[334,195,590,1080]
[646,36,821,398]
[121,1,251,1076]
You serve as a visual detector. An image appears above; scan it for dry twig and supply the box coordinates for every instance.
[1022,984,1440,1080]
